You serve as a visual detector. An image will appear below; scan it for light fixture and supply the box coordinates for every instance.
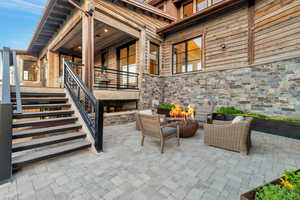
[78,46,82,49]
[104,28,108,33]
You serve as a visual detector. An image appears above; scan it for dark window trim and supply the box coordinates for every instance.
[149,42,160,75]
[172,35,203,74]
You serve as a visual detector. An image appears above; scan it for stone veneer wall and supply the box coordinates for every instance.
[104,111,136,126]
[139,59,300,119]
[139,73,164,109]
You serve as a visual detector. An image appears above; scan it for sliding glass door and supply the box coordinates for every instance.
[117,41,136,88]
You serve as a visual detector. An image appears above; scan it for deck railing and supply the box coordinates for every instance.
[94,66,139,90]
[67,62,139,90]
[64,59,103,152]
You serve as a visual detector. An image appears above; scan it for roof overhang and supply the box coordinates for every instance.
[117,0,176,21]
[27,0,78,56]
[157,0,246,35]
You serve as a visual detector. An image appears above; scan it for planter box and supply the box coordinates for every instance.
[157,108,171,117]
[213,113,300,139]
[240,169,300,200]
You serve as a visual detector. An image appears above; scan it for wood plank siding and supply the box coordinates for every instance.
[160,0,300,76]
[161,3,249,75]
[254,0,300,63]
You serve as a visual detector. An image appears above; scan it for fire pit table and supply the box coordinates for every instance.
[167,118,199,138]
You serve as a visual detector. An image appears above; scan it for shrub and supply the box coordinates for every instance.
[159,104,175,109]
[216,106,244,114]
[216,106,300,123]
[255,184,300,200]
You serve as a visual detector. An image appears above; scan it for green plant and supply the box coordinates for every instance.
[281,170,300,191]
[216,106,244,114]
[159,104,175,109]
[215,106,300,123]
[255,170,300,200]
[255,184,300,200]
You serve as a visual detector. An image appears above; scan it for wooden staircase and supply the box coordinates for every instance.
[11,92,91,170]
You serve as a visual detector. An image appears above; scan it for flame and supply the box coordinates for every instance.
[170,104,195,121]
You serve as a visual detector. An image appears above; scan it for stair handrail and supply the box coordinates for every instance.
[0,47,22,113]
[63,58,103,152]
[1,47,11,104]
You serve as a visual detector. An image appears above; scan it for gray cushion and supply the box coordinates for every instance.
[162,127,177,137]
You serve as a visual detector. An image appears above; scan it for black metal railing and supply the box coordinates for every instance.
[94,66,139,89]
[64,59,103,152]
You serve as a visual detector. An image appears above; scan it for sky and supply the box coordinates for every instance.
[0,0,47,50]
[0,0,146,50]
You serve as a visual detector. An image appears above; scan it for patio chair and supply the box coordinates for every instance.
[136,110,152,130]
[203,117,253,155]
[136,110,166,130]
[137,113,180,153]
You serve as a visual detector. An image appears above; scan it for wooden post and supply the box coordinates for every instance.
[248,0,255,65]
[82,2,94,91]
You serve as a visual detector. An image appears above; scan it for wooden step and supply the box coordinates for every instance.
[12,98,68,104]
[14,104,71,110]
[13,110,74,119]
[12,140,91,170]
[13,117,78,128]
[13,124,82,139]
[12,132,87,152]
[11,92,66,97]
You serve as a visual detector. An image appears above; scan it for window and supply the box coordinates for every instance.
[23,60,37,81]
[212,0,223,4]
[117,42,136,87]
[183,1,193,18]
[173,36,203,74]
[149,43,160,75]
[196,0,207,11]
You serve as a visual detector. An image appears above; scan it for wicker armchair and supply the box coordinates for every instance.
[137,113,180,153]
[203,117,253,155]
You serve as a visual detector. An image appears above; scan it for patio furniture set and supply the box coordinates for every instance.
[135,105,253,154]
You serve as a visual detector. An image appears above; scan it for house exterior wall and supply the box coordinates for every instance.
[160,3,249,76]
[139,0,300,119]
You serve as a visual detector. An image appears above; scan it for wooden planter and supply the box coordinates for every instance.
[240,169,300,200]
[157,108,171,117]
[213,113,300,139]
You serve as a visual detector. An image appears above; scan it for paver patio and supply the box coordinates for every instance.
[1,122,300,200]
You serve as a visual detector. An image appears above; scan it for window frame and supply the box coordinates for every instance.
[172,35,204,74]
[196,0,208,11]
[149,42,160,75]
[182,0,194,18]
